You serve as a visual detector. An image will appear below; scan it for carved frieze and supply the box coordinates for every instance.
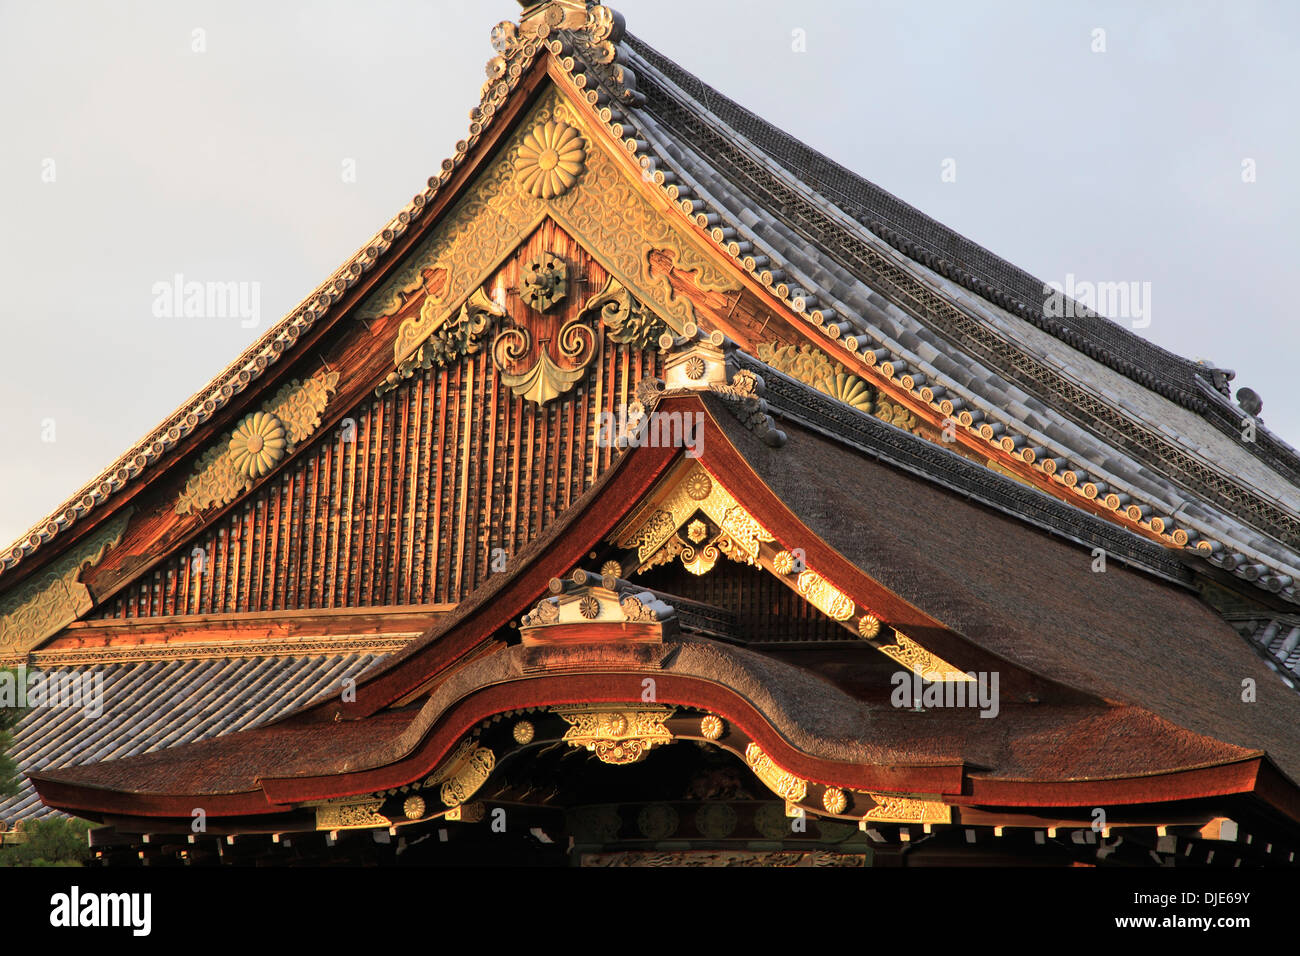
[176,370,340,515]
[0,510,131,658]
[314,798,389,831]
[364,89,735,374]
[861,793,951,825]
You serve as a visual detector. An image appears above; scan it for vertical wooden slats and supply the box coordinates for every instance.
[98,237,669,619]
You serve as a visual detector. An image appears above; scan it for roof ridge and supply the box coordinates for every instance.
[622,32,1300,486]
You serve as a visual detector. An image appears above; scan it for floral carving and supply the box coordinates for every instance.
[228,412,286,479]
[176,370,340,515]
[580,275,666,349]
[515,121,586,199]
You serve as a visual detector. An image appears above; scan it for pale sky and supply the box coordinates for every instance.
[1,0,1296,547]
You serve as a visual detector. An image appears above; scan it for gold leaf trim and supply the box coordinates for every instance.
[861,793,951,825]
[795,569,855,621]
[744,742,807,803]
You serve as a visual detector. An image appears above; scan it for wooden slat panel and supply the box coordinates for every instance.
[96,231,665,618]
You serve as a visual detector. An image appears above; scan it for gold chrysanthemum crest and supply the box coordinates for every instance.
[228,411,287,478]
[515,121,586,199]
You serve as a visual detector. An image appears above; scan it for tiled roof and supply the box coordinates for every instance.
[624,33,1300,482]
[1,653,384,822]
[559,27,1300,604]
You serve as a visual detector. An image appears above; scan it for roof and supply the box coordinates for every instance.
[624,31,1300,476]
[29,367,1300,819]
[2,652,383,822]
[3,1,1298,617]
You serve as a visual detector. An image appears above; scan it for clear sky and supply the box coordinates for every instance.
[0,0,1296,548]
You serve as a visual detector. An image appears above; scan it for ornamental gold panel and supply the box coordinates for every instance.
[314,798,389,831]
[743,742,807,804]
[438,745,496,808]
[878,631,973,682]
[0,510,132,658]
[861,793,951,825]
[794,569,855,621]
[554,705,674,765]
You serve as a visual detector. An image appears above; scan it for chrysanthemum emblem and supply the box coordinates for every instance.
[515,121,586,199]
[228,411,287,478]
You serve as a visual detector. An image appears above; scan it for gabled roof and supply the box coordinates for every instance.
[29,353,1300,827]
[4,0,1298,644]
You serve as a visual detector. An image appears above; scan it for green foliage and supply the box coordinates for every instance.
[0,817,93,867]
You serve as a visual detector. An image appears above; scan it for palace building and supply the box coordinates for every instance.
[4,0,1300,866]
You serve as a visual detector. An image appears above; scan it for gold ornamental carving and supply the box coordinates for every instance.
[757,342,875,414]
[436,743,496,808]
[378,286,506,396]
[857,614,882,639]
[580,275,668,350]
[314,798,389,831]
[403,795,427,820]
[795,569,855,621]
[744,742,807,804]
[823,787,849,814]
[364,89,735,372]
[512,720,536,745]
[176,370,340,515]
[879,631,972,682]
[0,510,132,657]
[861,793,951,825]
[699,715,725,740]
[492,314,597,406]
[616,463,774,569]
[514,120,586,199]
[554,705,674,764]
[228,411,286,479]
